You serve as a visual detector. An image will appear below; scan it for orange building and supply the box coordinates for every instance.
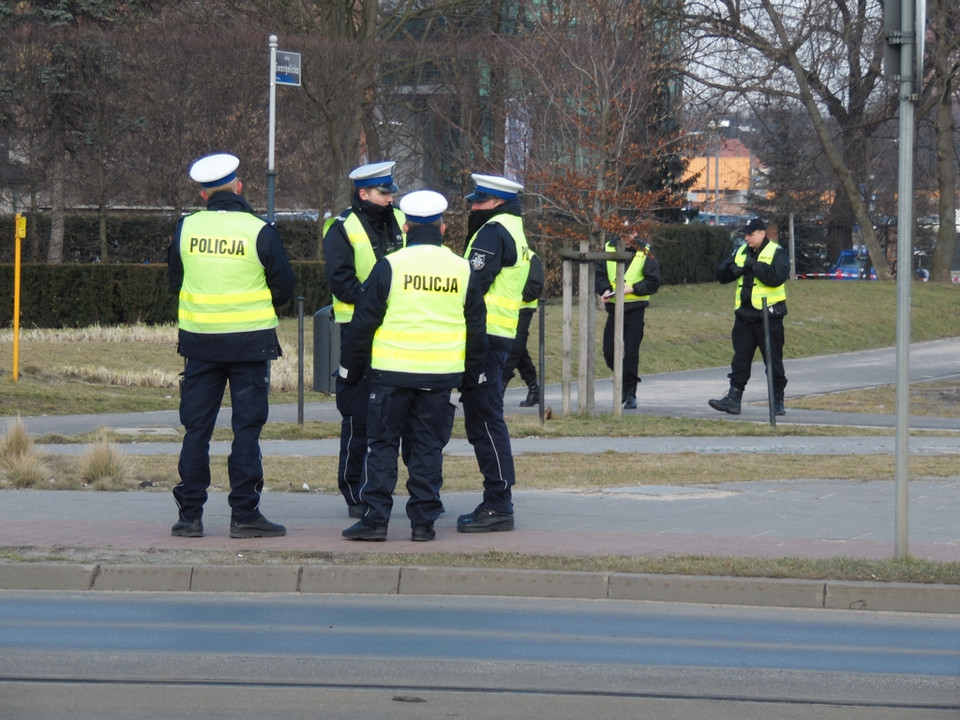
[683,138,756,216]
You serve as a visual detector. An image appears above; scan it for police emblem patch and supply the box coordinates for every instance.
[470,254,486,271]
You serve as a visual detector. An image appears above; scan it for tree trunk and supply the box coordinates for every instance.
[930,89,957,282]
[47,138,65,264]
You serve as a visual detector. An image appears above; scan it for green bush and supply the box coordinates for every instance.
[527,223,733,296]
[0,262,330,328]
[0,214,322,265]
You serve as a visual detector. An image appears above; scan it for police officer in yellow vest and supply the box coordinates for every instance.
[595,223,661,410]
[168,153,296,539]
[323,161,405,519]
[503,249,544,407]
[709,218,789,416]
[458,173,530,533]
[338,190,487,542]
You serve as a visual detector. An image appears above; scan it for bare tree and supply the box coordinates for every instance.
[919,0,960,282]
[684,0,897,279]
[515,0,688,243]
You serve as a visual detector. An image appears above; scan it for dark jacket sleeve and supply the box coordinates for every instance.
[341,259,391,376]
[322,218,363,306]
[595,257,612,295]
[257,223,297,307]
[522,253,544,303]
[716,251,742,284]
[752,244,790,289]
[463,272,489,384]
[167,218,185,293]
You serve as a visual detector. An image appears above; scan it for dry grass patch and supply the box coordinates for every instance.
[791,379,960,418]
[80,433,129,489]
[34,451,960,494]
[0,417,51,488]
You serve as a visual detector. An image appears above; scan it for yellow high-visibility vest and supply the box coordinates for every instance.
[178,211,277,334]
[371,245,473,375]
[734,242,787,310]
[465,214,529,339]
[605,241,651,303]
[326,208,405,323]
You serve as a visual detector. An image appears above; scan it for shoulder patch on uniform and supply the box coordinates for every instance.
[470,254,486,271]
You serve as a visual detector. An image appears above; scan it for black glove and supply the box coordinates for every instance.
[729,263,744,279]
[743,254,756,270]
[460,372,479,393]
[338,364,362,386]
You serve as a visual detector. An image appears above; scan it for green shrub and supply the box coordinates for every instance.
[0,262,331,328]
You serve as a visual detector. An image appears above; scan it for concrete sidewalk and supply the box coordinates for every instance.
[2,339,958,611]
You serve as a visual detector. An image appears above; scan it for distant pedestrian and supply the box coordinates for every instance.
[339,190,487,542]
[595,223,661,409]
[502,249,543,407]
[168,152,296,538]
[709,218,789,416]
[323,162,405,519]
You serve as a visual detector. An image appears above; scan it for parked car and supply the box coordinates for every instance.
[796,247,877,280]
[830,248,877,280]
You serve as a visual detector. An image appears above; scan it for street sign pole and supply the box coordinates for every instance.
[267,34,278,223]
[887,0,924,559]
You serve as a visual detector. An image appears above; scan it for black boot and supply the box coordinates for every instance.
[519,381,539,407]
[709,386,743,414]
[774,394,786,416]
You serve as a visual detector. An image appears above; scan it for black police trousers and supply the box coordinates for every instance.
[728,313,787,395]
[602,303,646,401]
[359,385,455,528]
[460,345,516,514]
[173,358,269,523]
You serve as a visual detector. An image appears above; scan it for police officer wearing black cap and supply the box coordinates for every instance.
[339,190,487,542]
[323,161,406,519]
[168,152,296,538]
[457,173,530,533]
[709,217,789,416]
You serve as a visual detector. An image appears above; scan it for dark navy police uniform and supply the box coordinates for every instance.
[323,163,405,515]
[340,193,486,541]
[168,160,295,536]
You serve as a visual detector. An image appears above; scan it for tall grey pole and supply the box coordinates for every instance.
[266,34,278,223]
[893,0,918,559]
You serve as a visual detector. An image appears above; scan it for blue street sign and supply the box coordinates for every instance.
[276,51,301,86]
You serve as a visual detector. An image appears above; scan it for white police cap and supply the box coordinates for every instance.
[466,173,523,202]
[399,190,448,224]
[349,161,399,193]
[189,153,240,188]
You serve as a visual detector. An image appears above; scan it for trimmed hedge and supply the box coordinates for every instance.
[531,223,734,295]
[0,262,330,328]
[0,223,731,328]
[0,214,323,265]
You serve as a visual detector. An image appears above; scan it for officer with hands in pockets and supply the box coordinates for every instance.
[168,152,296,539]
[338,190,487,542]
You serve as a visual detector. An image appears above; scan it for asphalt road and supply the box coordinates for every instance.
[1,591,957,719]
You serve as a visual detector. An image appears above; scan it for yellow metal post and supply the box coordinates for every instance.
[13,214,25,381]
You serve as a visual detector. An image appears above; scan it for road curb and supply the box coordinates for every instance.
[0,562,956,614]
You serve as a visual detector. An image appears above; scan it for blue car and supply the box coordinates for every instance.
[796,247,878,280]
[830,248,877,280]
